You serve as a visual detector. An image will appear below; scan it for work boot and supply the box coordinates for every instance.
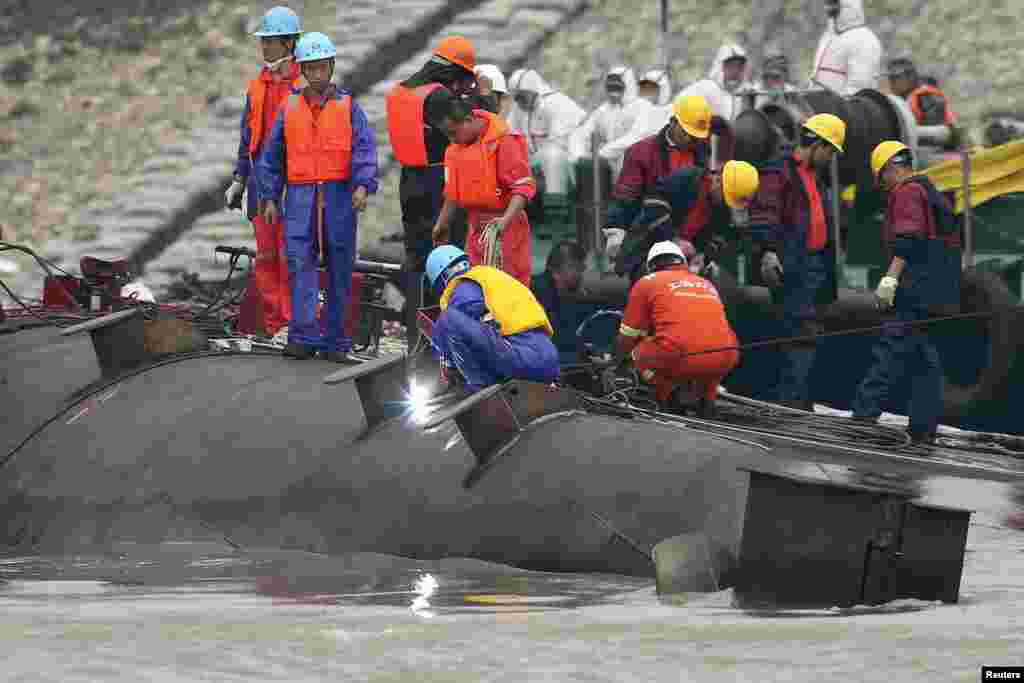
[665,384,700,415]
[322,350,361,364]
[283,342,314,360]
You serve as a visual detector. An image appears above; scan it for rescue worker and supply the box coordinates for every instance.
[568,66,650,178]
[425,245,559,393]
[472,64,511,118]
[677,43,752,124]
[428,90,536,287]
[850,141,962,445]
[886,57,957,127]
[386,35,478,348]
[531,241,595,362]
[226,6,303,339]
[747,113,846,409]
[609,159,760,282]
[616,241,740,417]
[257,32,379,361]
[810,0,883,96]
[507,69,586,199]
[598,68,674,169]
[748,53,798,108]
[603,95,730,259]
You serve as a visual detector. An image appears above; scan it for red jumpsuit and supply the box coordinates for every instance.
[620,264,740,403]
[444,111,536,287]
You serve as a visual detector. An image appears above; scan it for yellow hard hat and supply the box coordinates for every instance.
[721,160,759,209]
[871,140,910,178]
[802,113,846,153]
[671,94,712,139]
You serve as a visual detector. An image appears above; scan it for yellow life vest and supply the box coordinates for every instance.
[440,266,554,338]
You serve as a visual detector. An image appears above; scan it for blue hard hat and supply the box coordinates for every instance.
[253,6,302,37]
[295,32,337,63]
[426,245,469,291]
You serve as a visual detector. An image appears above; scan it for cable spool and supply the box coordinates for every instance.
[732,89,908,188]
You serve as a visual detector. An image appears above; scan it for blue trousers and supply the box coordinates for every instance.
[772,251,830,406]
[285,187,357,352]
[433,308,560,390]
[852,309,944,436]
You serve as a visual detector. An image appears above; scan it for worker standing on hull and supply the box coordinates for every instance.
[258,32,379,362]
[747,113,846,410]
[226,6,304,339]
[425,245,559,394]
[428,91,537,287]
[850,141,962,445]
[616,241,740,418]
[386,36,477,349]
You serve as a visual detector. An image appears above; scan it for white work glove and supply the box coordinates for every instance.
[603,228,626,260]
[225,180,245,210]
[760,251,783,288]
[875,275,899,309]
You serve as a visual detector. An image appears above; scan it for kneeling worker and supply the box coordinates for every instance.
[425,245,559,393]
[850,141,961,445]
[429,89,536,287]
[616,241,740,417]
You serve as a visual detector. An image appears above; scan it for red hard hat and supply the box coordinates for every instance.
[434,35,476,72]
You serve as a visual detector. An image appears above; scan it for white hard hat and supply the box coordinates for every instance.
[474,64,507,93]
[647,241,687,266]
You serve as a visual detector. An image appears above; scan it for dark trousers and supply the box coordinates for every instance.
[852,309,944,436]
[399,165,446,349]
[772,251,830,408]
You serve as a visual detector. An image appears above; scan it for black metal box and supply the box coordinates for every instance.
[734,468,972,609]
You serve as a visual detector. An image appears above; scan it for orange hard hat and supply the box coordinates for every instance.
[434,35,476,72]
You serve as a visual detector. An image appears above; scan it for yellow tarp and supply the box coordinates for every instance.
[922,139,1024,213]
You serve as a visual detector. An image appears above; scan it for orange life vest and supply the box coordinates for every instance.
[908,85,956,126]
[247,63,303,156]
[386,83,444,167]
[282,92,353,184]
[795,156,828,252]
[444,111,530,212]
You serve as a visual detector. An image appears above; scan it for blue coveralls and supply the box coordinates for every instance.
[748,156,838,407]
[257,89,379,352]
[851,181,961,436]
[431,280,560,390]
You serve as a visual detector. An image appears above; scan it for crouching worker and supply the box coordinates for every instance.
[429,89,536,287]
[616,241,740,417]
[425,245,559,393]
[258,32,379,361]
[850,141,961,445]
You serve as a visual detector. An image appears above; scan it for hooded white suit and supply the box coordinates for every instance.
[569,66,653,176]
[506,69,587,195]
[596,46,750,177]
[676,43,752,122]
[810,0,883,96]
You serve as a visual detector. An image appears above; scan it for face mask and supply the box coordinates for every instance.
[264,55,292,71]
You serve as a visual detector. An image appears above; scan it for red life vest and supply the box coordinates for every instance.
[795,157,828,252]
[282,92,353,184]
[247,63,303,156]
[444,111,530,212]
[386,83,444,167]
[908,85,956,126]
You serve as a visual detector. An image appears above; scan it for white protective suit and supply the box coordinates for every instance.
[597,46,750,173]
[568,66,652,177]
[596,68,673,178]
[810,0,883,96]
[507,69,587,194]
[676,43,752,122]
